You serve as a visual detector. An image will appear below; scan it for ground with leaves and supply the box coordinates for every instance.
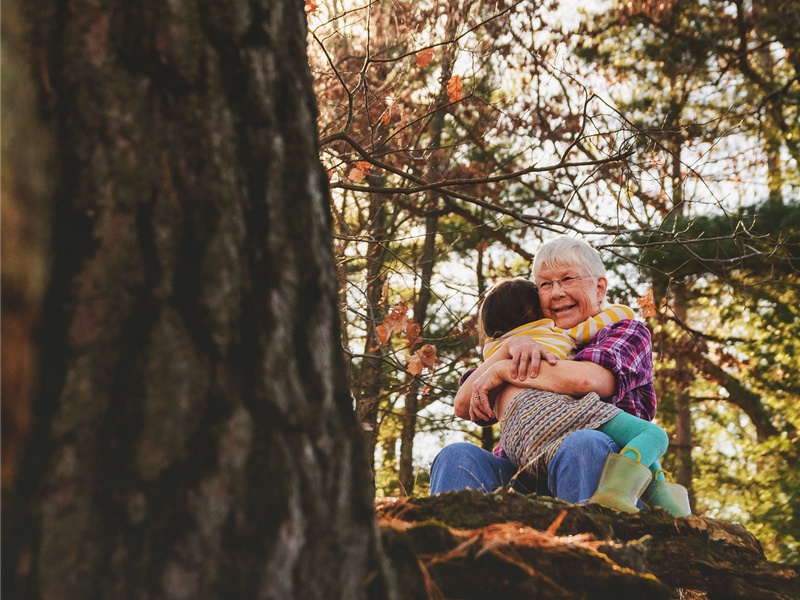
[375,491,799,600]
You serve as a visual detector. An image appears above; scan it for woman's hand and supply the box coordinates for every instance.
[468,363,510,423]
[503,337,559,380]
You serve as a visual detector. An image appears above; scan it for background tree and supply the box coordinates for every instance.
[3,0,399,598]
[308,0,644,493]
[577,0,800,560]
[309,0,800,562]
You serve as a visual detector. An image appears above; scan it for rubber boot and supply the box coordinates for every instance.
[642,470,692,517]
[588,449,652,513]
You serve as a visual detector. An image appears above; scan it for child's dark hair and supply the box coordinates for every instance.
[478,278,543,341]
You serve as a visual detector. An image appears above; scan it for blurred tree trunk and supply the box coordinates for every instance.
[398,211,438,494]
[668,133,696,512]
[356,193,390,478]
[5,0,397,598]
[475,243,497,452]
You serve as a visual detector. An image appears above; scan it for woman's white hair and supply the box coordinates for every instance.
[532,236,606,280]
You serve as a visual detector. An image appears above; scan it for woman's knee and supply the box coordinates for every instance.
[431,442,485,469]
[559,429,620,457]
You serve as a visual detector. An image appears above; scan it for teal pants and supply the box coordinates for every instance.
[598,411,669,481]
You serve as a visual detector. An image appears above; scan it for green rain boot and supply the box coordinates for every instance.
[588,448,652,513]
[642,470,692,517]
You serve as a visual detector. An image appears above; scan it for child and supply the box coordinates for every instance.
[476,277,690,516]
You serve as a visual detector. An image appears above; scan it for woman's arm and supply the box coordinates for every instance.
[454,337,615,422]
[514,359,616,397]
[465,358,617,423]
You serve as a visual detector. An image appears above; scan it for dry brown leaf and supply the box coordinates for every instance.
[379,279,390,305]
[347,167,365,182]
[447,75,463,103]
[406,354,423,376]
[384,301,409,334]
[415,48,434,68]
[376,324,389,345]
[404,320,421,346]
[637,288,657,318]
[415,343,437,368]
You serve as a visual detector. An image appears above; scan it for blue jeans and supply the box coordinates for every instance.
[429,429,621,504]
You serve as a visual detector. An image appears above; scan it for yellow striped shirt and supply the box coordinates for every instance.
[482,304,636,360]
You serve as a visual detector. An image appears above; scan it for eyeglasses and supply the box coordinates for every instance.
[535,275,594,294]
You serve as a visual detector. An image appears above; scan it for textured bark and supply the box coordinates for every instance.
[6,0,394,599]
[377,492,800,600]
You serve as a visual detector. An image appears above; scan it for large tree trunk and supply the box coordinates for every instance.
[5,0,395,598]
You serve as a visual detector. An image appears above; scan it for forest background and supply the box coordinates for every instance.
[305,0,799,563]
[2,0,797,579]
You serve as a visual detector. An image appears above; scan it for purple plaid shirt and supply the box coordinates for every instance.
[478,318,657,458]
[572,319,656,421]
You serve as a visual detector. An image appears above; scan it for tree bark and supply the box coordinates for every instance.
[6,0,395,598]
[377,492,800,600]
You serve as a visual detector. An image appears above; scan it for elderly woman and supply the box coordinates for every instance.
[432,237,657,504]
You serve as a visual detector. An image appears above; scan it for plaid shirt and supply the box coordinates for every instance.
[572,319,656,421]
[487,318,657,458]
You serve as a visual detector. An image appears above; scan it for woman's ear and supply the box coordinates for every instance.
[596,276,608,302]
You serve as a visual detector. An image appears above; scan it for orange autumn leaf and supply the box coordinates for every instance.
[415,48,434,68]
[380,112,390,125]
[384,301,409,334]
[347,167,366,182]
[305,0,318,13]
[406,344,437,376]
[406,354,424,376]
[415,343,437,368]
[404,321,421,346]
[376,324,389,345]
[637,288,657,318]
[447,75,463,103]
[355,160,372,172]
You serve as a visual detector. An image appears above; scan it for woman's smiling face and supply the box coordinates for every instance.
[536,264,608,329]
